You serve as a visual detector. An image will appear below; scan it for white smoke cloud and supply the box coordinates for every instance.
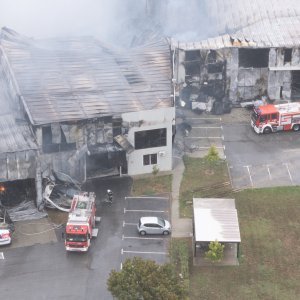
[0,0,145,43]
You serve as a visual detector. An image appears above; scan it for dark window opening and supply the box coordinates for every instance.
[185,50,201,76]
[207,61,223,74]
[42,126,52,145]
[238,48,269,68]
[112,118,122,136]
[291,70,300,100]
[143,154,157,166]
[135,128,167,150]
[284,49,292,64]
[42,125,76,154]
[207,50,217,63]
[271,113,278,120]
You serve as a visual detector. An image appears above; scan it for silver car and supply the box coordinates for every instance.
[137,216,171,236]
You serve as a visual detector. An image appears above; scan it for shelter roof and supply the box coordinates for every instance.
[193,198,241,243]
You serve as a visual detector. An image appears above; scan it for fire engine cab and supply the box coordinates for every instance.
[251,102,300,134]
[64,192,100,252]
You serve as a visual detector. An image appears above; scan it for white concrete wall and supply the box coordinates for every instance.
[122,107,175,176]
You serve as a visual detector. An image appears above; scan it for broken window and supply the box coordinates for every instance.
[291,71,300,100]
[143,154,157,166]
[283,49,292,64]
[112,118,122,136]
[207,50,217,63]
[185,50,201,76]
[135,128,167,150]
[42,125,76,153]
[238,48,269,68]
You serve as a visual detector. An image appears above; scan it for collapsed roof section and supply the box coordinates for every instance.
[0,27,172,126]
[170,0,300,49]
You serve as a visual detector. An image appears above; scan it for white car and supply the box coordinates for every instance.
[0,228,12,246]
[137,216,171,236]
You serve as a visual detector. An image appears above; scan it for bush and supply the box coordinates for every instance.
[205,240,225,263]
[204,145,220,162]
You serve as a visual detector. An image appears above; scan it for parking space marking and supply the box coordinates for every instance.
[188,117,221,121]
[124,209,166,213]
[125,196,168,200]
[123,221,137,227]
[266,165,272,180]
[192,126,222,129]
[0,252,4,259]
[122,235,164,241]
[122,249,167,255]
[244,165,253,187]
[283,163,294,184]
[185,136,223,139]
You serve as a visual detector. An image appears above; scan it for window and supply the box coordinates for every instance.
[42,125,76,153]
[238,49,269,68]
[143,154,157,166]
[135,128,166,150]
[284,49,292,64]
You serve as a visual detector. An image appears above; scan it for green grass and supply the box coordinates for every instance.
[131,174,172,196]
[179,156,232,217]
[131,156,300,299]
[190,187,300,300]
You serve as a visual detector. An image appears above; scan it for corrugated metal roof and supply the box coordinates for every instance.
[0,28,172,126]
[193,198,241,243]
[173,0,300,50]
[0,64,38,153]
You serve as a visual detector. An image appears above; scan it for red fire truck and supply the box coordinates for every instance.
[64,192,100,252]
[251,102,300,134]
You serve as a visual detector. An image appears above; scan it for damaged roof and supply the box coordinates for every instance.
[0,64,37,153]
[172,0,300,50]
[0,28,172,126]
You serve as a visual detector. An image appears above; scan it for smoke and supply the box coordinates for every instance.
[0,0,145,44]
[2,0,297,45]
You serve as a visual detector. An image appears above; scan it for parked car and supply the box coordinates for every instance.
[0,228,12,246]
[137,216,171,236]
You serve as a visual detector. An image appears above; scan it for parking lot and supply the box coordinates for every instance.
[121,196,171,266]
[180,107,300,189]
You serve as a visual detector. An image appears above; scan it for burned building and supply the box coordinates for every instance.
[145,0,300,110]
[0,28,174,206]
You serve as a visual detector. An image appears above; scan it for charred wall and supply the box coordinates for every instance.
[35,116,126,182]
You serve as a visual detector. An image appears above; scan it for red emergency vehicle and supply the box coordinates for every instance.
[251,102,300,134]
[64,192,99,252]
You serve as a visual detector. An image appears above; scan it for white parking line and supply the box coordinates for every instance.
[266,165,272,180]
[123,235,164,240]
[192,126,222,129]
[244,165,253,187]
[189,146,224,149]
[185,136,223,139]
[283,163,294,184]
[0,252,4,259]
[188,117,221,120]
[123,222,137,227]
[124,209,166,213]
[125,196,168,200]
[122,250,167,255]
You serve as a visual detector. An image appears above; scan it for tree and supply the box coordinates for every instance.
[107,257,187,300]
[205,240,225,263]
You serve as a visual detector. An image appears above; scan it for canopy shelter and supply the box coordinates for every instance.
[193,198,241,266]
